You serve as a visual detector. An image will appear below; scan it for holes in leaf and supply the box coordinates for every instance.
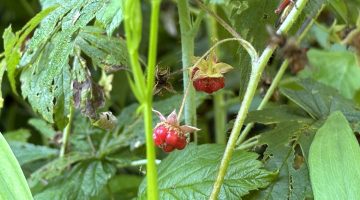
[53,97,57,105]
[292,143,304,170]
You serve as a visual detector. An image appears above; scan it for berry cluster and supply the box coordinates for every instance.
[191,53,233,94]
[152,110,199,153]
[153,123,187,152]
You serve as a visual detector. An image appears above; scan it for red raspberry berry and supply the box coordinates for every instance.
[163,144,175,153]
[175,136,187,150]
[193,77,225,94]
[165,130,179,146]
[153,124,168,146]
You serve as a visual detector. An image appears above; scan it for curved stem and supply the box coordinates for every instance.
[177,37,257,123]
[236,5,323,146]
[209,0,309,198]
[196,0,258,63]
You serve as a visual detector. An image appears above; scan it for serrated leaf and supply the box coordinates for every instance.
[309,111,360,200]
[225,0,279,99]
[245,105,311,124]
[138,144,276,199]
[280,79,360,121]
[9,141,58,166]
[34,160,116,200]
[77,27,129,71]
[0,133,33,200]
[96,0,123,36]
[246,121,317,200]
[300,49,360,99]
[20,0,105,126]
[28,118,57,139]
[2,6,57,94]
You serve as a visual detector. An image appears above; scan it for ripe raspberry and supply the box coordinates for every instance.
[190,53,233,94]
[193,77,225,94]
[163,145,175,152]
[175,136,187,150]
[152,110,200,153]
[165,130,179,146]
[153,125,168,146]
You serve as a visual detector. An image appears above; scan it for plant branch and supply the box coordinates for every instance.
[209,0,309,198]
[236,5,324,146]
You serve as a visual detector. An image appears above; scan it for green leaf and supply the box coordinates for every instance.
[300,49,360,99]
[138,144,276,199]
[20,0,105,126]
[34,160,116,200]
[9,141,58,166]
[28,118,57,139]
[2,6,57,94]
[29,152,93,188]
[225,0,279,99]
[95,0,123,36]
[3,129,31,142]
[0,60,6,108]
[280,79,360,121]
[309,111,360,200]
[0,133,33,200]
[246,121,318,200]
[245,105,311,124]
[77,26,129,71]
[328,0,349,22]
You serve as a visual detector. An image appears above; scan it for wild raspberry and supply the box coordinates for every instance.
[190,52,233,94]
[152,110,200,153]
[193,77,225,94]
[153,125,168,146]
[175,136,187,150]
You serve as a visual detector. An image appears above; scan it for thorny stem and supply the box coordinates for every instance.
[59,105,74,157]
[209,0,309,199]
[236,5,323,146]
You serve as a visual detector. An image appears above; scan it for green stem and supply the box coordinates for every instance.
[144,1,161,199]
[206,4,226,144]
[177,0,197,142]
[146,0,161,99]
[236,5,323,146]
[124,1,161,199]
[143,103,158,200]
[209,0,309,198]
[59,105,74,157]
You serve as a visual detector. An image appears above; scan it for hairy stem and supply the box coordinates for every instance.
[209,0,309,198]
[177,0,197,142]
[236,5,323,146]
[59,105,74,157]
